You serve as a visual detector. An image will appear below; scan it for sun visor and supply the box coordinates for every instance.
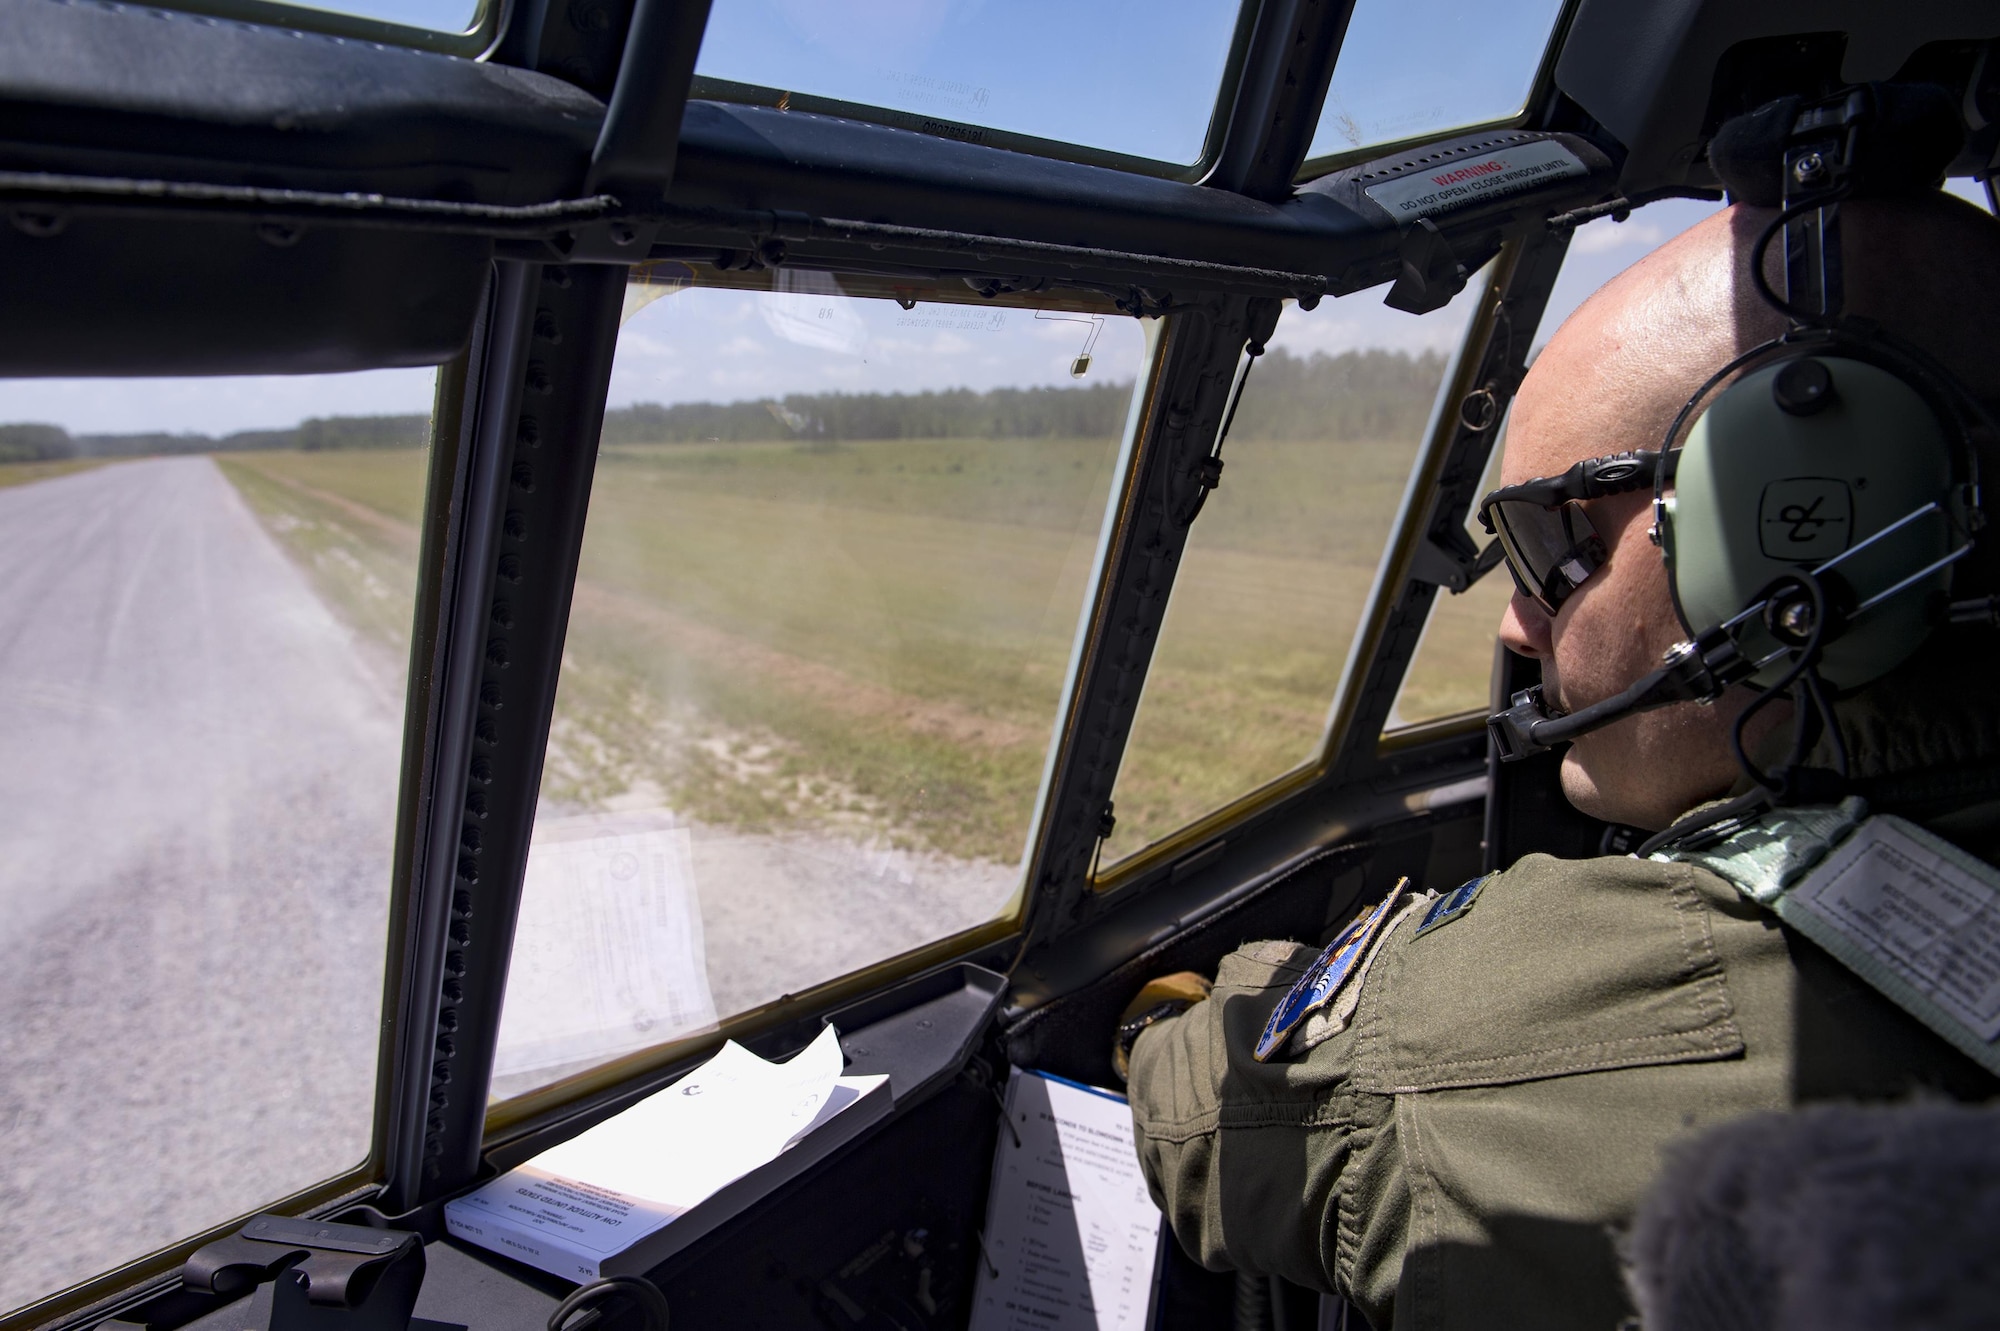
[0,217,487,376]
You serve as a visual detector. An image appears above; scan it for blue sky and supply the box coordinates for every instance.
[1311,0,1565,160]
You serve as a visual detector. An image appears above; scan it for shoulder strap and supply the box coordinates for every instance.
[1656,800,2000,1078]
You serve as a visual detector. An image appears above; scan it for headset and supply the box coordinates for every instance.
[1478,83,1998,843]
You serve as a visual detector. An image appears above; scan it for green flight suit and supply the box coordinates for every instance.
[1126,848,1997,1329]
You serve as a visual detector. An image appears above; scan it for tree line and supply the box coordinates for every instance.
[0,347,1451,462]
[0,413,431,463]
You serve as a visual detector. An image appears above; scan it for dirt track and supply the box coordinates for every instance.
[0,458,397,1313]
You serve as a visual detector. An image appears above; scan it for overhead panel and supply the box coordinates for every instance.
[1303,0,1567,170]
[690,0,1249,170]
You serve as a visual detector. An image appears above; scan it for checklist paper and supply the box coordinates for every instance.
[970,1068,1165,1331]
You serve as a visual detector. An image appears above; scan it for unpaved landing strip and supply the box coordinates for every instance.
[0,457,396,1312]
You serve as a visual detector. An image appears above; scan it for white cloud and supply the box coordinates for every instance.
[1266,283,1480,360]
[1571,218,1667,255]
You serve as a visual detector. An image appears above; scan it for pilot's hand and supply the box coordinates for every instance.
[1112,971,1213,1082]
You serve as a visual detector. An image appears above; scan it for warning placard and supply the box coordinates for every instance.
[1790,819,2000,1041]
[1363,140,1586,221]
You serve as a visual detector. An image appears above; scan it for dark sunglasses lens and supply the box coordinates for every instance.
[1489,499,1605,612]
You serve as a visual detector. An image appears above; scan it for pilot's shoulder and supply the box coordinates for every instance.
[1348,853,1759,1093]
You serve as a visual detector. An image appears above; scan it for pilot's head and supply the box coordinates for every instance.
[1496,194,2000,831]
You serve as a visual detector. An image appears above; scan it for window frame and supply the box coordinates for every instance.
[0,347,476,1331]
[685,0,1267,183]
[477,284,1171,1139]
[1292,0,1582,184]
[1083,251,1515,891]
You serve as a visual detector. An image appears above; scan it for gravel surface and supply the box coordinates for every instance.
[0,459,398,1314]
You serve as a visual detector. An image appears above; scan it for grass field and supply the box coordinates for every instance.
[1097,430,1503,859]
[0,458,120,490]
[216,451,426,677]
[219,433,1502,869]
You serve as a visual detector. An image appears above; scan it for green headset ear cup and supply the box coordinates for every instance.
[1661,355,1955,690]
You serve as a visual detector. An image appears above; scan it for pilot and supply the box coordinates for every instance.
[1117,189,2000,1329]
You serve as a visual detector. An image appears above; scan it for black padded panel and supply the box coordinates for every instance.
[0,215,486,374]
[667,104,1615,290]
[0,0,603,201]
[1554,0,2000,195]
[1004,841,1379,1090]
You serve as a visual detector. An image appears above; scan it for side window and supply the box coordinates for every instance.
[493,272,1152,1099]
[0,369,438,1315]
[1386,198,1728,733]
[1095,283,1484,869]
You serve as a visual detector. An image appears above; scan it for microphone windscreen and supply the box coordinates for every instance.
[1710,95,1799,207]
[1708,83,1965,208]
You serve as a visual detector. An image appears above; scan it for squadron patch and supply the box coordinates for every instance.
[1413,874,1489,938]
[1253,878,1410,1062]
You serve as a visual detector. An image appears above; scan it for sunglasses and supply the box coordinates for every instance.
[1475,450,1660,614]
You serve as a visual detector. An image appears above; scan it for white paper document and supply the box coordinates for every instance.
[495,812,717,1080]
[447,1026,882,1281]
[971,1068,1164,1331]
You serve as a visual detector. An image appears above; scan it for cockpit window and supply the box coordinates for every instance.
[263,0,479,31]
[1304,0,1567,170]
[692,0,1248,169]
[1385,197,1726,733]
[1095,280,1484,871]
[493,270,1152,1101]
[150,0,488,51]
[0,367,438,1314]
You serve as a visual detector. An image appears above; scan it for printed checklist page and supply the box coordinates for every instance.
[971,1068,1164,1331]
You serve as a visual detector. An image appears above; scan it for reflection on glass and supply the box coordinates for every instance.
[1387,197,1729,731]
[694,0,1245,166]
[1306,0,1565,163]
[496,275,1148,1098]
[0,370,437,1314]
[1100,284,1482,865]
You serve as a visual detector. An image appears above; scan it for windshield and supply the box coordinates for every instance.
[492,270,1153,1099]
[693,0,1248,167]
[1306,0,1566,166]
[0,366,437,1313]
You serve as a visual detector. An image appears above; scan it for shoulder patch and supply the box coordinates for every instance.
[1413,874,1488,938]
[1253,878,1410,1062]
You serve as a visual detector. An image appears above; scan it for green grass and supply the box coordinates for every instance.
[550,437,1123,859]
[220,434,1504,865]
[1394,574,1513,724]
[1099,433,1424,858]
[0,458,119,489]
[215,450,427,663]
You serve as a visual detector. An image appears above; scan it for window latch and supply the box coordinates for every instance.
[178,1215,429,1331]
[1409,531,1505,594]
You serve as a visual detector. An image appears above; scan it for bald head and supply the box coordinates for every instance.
[1507,193,2000,490]
[1497,193,2000,829]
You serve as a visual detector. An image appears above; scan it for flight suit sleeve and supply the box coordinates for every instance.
[1124,938,1410,1298]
